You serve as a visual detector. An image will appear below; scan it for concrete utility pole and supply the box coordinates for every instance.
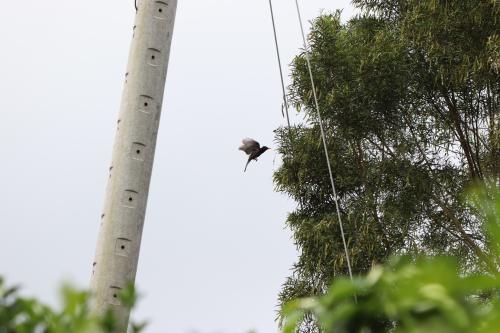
[90,0,177,330]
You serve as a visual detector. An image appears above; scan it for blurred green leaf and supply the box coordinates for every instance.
[0,279,144,333]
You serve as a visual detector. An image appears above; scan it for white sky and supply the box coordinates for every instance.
[0,1,355,332]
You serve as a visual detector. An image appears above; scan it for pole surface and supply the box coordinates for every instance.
[90,0,177,330]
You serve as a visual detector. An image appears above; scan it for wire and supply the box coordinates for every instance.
[135,0,138,11]
[293,0,355,284]
[267,0,294,147]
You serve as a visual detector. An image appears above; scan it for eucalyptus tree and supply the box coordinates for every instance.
[274,0,499,316]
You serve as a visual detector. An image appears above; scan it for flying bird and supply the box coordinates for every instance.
[239,138,271,172]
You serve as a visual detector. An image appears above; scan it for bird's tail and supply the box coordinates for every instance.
[244,160,251,172]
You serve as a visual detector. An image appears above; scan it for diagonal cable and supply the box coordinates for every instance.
[293,0,355,283]
[268,0,294,147]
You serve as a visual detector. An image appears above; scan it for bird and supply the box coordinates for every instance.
[239,138,271,172]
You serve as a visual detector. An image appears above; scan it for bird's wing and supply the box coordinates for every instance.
[239,138,260,155]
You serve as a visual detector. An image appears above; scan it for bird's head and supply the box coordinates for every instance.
[261,146,271,152]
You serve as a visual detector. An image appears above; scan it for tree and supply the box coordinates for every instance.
[274,0,499,323]
[280,184,500,333]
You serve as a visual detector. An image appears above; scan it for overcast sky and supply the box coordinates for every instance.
[0,1,355,332]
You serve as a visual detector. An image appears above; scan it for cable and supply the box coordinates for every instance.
[266,0,355,288]
[268,0,294,147]
[293,0,355,283]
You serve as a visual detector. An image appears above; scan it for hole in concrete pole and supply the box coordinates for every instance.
[131,142,146,161]
[122,190,138,208]
[109,286,122,305]
[154,1,168,19]
[138,95,154,114]
[146,48,161,66]
[115,238,132,257]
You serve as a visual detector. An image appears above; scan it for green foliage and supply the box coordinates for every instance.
[0,280,146,333]
[281,186,500,333]
[275,0,500,319]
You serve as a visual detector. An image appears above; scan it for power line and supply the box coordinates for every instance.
[292,0,355,283]
[267,0,294,148]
